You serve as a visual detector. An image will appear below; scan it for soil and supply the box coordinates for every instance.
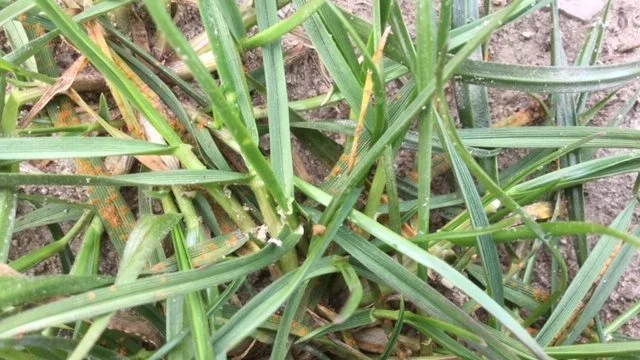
[6,0,640,343]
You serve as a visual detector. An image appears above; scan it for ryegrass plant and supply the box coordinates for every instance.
[1,0,640,358]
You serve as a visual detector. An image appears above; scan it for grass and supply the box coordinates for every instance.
[1,0,640,358]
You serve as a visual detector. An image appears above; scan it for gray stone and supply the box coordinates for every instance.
[559,0,607,21]
[520,30,535,40]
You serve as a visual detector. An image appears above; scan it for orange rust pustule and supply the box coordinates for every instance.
[151,262,167,273]
[101,203,122,229]
[227,233,240,247]
[76,159,105,176]
[312,224,326,236]
[327,154,349,178]
[291,321,310,337]
[57,102,79,126]
[533,287,550,302]
[204,242,218,252]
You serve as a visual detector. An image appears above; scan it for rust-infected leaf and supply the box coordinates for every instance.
[66,89,169,172]
[20,56,88,128]
[85,21,145,139]
[346,28,392,172]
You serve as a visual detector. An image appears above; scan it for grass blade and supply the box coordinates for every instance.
[198,0,258,142]
[536,199,638,345]
[415,0,437,240]
[256,0,294,199]
[0,0,35,28]
[0,137,173,159]
[0,190,17,263]
[379,297,404,359]
[270,285,307,359]
[452,0,496,180]
[0,170,249,187]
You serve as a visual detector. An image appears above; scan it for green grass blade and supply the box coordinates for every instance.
[256,0,294,199]
[605,297,640,336]
[3,20,36,71]
[0,190,17,263]
[292,0,363,111]
[334,260,363,323]
[379,297,404,359]
[544,341,640,358]
[13,203,86,233]
[415,221,640,248]
[582,88,640,160]
[0,137,174,159]
[382,147,401,233]
[0,275,112,308]
[388,0,416,73]
[9,211,93,272]
[0,72,18,264]
[0,0,35,28]
[243,0,325,50]
[536,199,638,345]
[467,264,544,311]
[564,228,640,343]
[0,336,126,360]
[433,110,504,307]
[510,153,640,195]
[295,309,376,345]
[456,59,640,93]
[433,7,504,308]
[448,0,549,50]
[270,285,306,359]
[300,121,640,150]
[574,0,612,113]
[70,217,102,277]
[161,195,214,360]
[216,0,245,40]
[452,0,496,181]
[577,89,617,126]
[198,0,258,142]
[0,170,249,187]
[550,1,588,269]
[3,29,58,65]
[415,0,437,238]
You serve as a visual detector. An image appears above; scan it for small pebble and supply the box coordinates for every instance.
[520,31,535,40]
